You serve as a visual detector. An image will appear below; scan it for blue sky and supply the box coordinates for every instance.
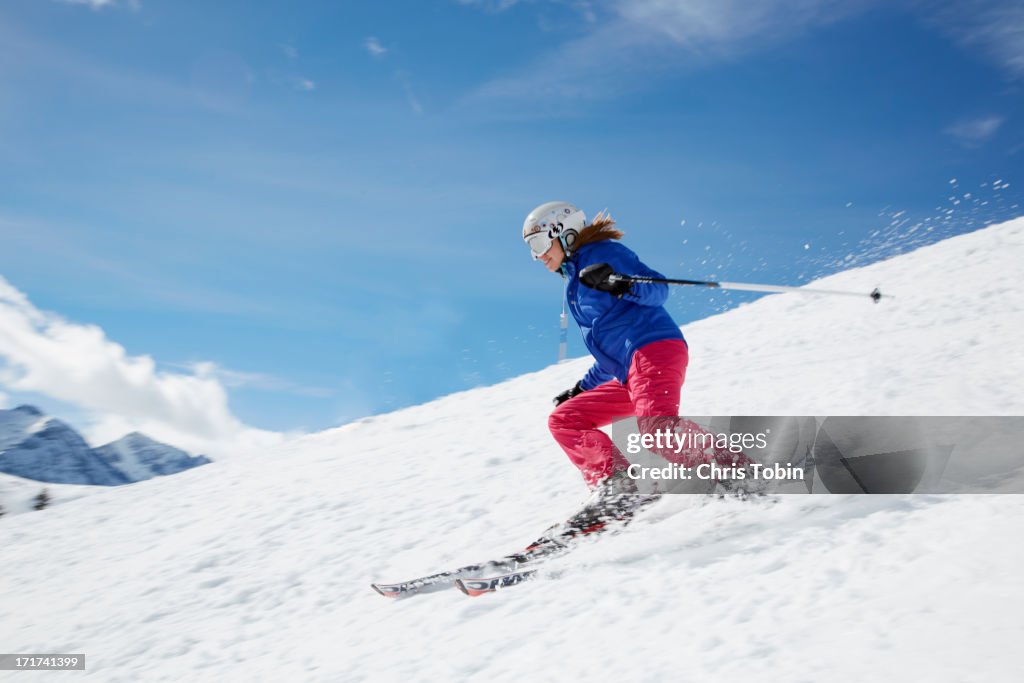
[0,0,1021,447]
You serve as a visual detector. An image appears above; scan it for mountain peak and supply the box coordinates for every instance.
[0,407,210,485]
[119,431,155,444]
[13,405,44,417]
[92,433,211,482]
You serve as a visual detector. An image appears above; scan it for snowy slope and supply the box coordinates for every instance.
[2,219,1023,682]
[0,472,106,516]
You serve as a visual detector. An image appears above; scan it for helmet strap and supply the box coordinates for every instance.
[559,234,573,259]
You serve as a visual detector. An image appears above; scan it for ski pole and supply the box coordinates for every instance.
[610,274,887,303]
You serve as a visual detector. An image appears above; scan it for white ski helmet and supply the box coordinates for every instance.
[522,201,586,260]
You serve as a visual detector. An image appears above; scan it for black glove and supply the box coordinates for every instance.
[580,263,632,298]
[553,381,585,407]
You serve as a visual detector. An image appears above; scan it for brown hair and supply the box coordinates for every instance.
[571,210,624,252]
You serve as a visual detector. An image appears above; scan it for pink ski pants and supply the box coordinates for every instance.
[548,339,749,487]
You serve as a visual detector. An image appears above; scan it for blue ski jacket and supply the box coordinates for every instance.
[562,239,686,390]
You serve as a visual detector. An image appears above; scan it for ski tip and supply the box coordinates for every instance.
[371,583,404,598]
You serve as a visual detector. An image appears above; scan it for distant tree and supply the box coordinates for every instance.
[0,503,5,518]
[33,489,51,511]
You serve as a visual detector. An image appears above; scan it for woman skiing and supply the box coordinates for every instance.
[523,201,749,526]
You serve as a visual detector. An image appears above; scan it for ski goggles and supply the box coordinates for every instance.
[525,231,556,259]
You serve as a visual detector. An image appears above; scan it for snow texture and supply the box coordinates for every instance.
[2,218,1023,682]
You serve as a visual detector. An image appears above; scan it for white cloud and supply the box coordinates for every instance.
[56,0,116,8]
[1,22,244,115]
[365,37,388,58]
[924,0,1024,77]
[175,361,333,399]
[395,71,424,114]
[0,275,284,457]
[54,0,140,10]
[460,0,1024,112]
[462,0,870,107]
[362,36,427,113]
[614,0,863,50]
[0,391,7,408]
[456,0,525,10]
[945,115,1006,145]
[277,46,314,90]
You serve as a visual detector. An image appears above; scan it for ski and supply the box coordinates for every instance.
[371,564,499,599]
[372,492,662,599]
[371,541,567,599]
[455,570,538,597]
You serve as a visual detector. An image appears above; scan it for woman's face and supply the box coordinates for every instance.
[539,239,565,272]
